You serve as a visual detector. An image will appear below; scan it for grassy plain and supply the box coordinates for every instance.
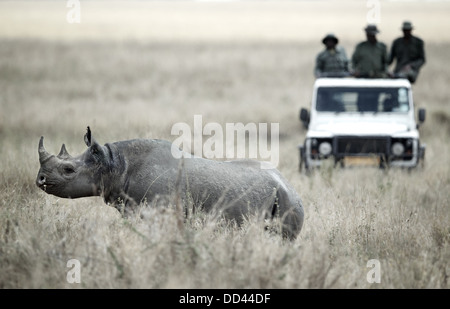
[0,1,449,288]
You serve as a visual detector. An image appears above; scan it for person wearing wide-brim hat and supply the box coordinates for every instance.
[401,21,414,31]
[351,24,388,78]
[364,24,380,35]
[388,21,425,83]
[314,33,349,78]
[322,33,338,45]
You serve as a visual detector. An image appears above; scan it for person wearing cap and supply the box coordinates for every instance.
[388,21,425,83]
[314,33,349,78]
[351,24,389,78]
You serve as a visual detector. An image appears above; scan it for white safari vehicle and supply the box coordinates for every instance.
[298,78,426,171]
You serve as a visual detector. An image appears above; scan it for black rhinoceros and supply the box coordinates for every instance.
[36,127,304,238]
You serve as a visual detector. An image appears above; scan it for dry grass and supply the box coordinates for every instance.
[0,1,449,289]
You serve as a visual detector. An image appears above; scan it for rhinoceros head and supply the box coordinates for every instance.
[36,127,106,199]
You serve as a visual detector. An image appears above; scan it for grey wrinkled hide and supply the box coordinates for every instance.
[37,127,304,239]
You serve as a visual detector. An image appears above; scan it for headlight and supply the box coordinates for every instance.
[406,139,413,147]
[319,141,332,156]
[391,142,405,156]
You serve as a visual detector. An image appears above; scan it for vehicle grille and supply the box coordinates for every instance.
[335,137,389,155]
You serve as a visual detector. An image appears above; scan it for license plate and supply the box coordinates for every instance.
[344,156,380,167]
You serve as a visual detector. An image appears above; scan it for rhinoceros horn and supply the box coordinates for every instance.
[57,144,71,159]
[39,136,52,163]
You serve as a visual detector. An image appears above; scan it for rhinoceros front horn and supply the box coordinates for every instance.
[39,136,52,164]
[57,144,71,159]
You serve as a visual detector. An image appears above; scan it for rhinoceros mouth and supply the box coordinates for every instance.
[36,176,55,192]
[38,183,54,192]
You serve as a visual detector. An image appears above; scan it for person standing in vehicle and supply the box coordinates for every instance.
[351,24,388,78]
[388,21,425,83]
[314,33,349,78]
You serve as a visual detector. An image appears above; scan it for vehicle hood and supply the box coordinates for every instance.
[308,115,416,136]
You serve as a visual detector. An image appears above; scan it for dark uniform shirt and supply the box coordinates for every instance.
[388,35,425,73]
[351,41,388,78]
[314,46,349,77]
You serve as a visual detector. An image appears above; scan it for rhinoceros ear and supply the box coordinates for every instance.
[84,126,106,160]
[84,126,100,148]
[84,126,93,147]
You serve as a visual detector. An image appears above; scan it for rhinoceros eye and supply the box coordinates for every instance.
[63,166,75,174]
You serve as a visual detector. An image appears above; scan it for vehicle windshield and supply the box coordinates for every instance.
[316,87,410,113]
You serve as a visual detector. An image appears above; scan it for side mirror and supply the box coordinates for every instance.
[418,108,426,123]
[299,108,310,128]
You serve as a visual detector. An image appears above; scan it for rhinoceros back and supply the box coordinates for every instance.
[107,138,304,238]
